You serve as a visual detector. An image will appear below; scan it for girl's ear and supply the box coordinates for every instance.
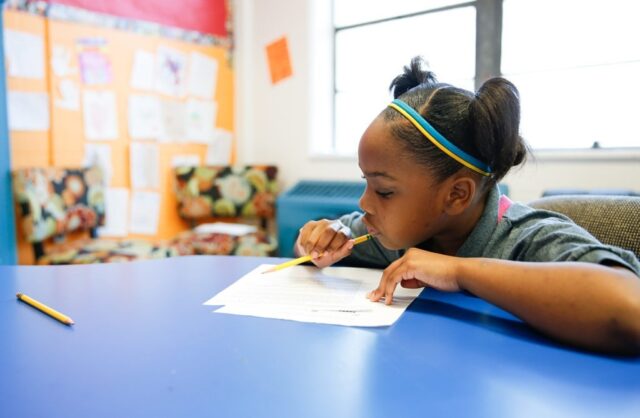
[443,175,477,216]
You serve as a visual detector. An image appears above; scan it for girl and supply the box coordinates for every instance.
[296,57,640,355]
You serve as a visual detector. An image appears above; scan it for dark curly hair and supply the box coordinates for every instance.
[384,56,528,185]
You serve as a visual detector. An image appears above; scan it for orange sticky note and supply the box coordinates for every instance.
[266,36,293,84]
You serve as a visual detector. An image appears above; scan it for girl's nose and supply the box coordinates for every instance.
[359,187,373,216]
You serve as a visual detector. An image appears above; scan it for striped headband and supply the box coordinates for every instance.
[388,99,492,177]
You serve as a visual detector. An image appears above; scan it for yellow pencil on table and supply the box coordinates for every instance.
[263,234,373,274]
[16,293,75,326]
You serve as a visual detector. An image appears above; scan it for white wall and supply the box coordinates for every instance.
[233,0,640,202]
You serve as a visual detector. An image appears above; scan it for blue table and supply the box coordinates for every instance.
[1,256,639,418]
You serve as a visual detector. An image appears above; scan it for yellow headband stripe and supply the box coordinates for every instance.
[388,100,492,177]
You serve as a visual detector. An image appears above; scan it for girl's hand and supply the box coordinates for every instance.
[368,248,462,304]
[295,219,354,268]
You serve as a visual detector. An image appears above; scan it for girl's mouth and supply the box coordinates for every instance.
[362,218,380,236]
[366,226,380,236]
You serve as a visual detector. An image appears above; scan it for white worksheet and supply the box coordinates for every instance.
[204,264,422,327]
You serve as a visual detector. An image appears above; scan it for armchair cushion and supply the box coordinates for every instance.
[12,166,105,243]
[13,166,175,265]
[174,165,278,220]
[528,195,640,260]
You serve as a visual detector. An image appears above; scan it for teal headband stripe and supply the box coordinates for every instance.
[389,99,492,176]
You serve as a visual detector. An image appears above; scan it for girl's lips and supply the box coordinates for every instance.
[366,226,380,236]
[362,218,380,236]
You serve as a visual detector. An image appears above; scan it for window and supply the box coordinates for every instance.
[333,0,476,156]
[502,0,640,149]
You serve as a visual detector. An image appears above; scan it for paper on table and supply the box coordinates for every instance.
[204,264,422,327]
[194,222,257,236]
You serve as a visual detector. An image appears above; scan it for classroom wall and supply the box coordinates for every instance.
[4,6,233,264]
[233,0,640,202]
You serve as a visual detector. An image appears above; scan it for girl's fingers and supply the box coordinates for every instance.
[400,278,425,289]
[305,224,329,257]
[311,237,354,268]
[368,257,402,303]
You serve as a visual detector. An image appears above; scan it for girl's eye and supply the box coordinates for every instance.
[376,191,393,199]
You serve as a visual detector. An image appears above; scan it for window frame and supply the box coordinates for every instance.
[329,0,640,157]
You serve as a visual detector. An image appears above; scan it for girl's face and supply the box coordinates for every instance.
[358,116,450,250]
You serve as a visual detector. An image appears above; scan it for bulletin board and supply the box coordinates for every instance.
[3,8,234,264]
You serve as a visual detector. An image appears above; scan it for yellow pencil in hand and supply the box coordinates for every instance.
[263,234,372,274]
[16,293,75,326]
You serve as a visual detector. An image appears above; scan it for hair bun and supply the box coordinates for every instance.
[389,56,438,98]
[471,77,528,180]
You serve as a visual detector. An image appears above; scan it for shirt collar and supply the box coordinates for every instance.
[455,184,501,257]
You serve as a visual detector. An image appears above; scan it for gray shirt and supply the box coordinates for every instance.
[339,185,640,276]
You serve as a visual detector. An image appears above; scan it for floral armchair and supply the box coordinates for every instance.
[170,165,278,257]
[12,166,174,265]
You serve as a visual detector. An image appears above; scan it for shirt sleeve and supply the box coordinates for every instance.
[499,208,640,276]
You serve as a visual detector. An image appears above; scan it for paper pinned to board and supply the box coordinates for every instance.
[83,90,118,140]
[159,100,186,142]
[171,154,201,168]
[83,143,113,185]
[129,191,160,235]
[54,79,80,110]
[97,188,129,238]
[78,44,113,85]
[204,264,422,327]
[205,129,233,165]
[51,45,76,77]
[188,51,218,99]
[128,94,162,139]
[129,142,160,189]
[185,99,217,142]
[3,29,45,79]
[265,36,293,84]
[155,45,187,97]
[7,91,49,131]
[130,49,156,91]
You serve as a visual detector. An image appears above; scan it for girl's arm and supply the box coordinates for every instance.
[368,248,640,354]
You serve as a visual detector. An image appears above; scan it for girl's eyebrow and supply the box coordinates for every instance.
[362,171,397,180]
